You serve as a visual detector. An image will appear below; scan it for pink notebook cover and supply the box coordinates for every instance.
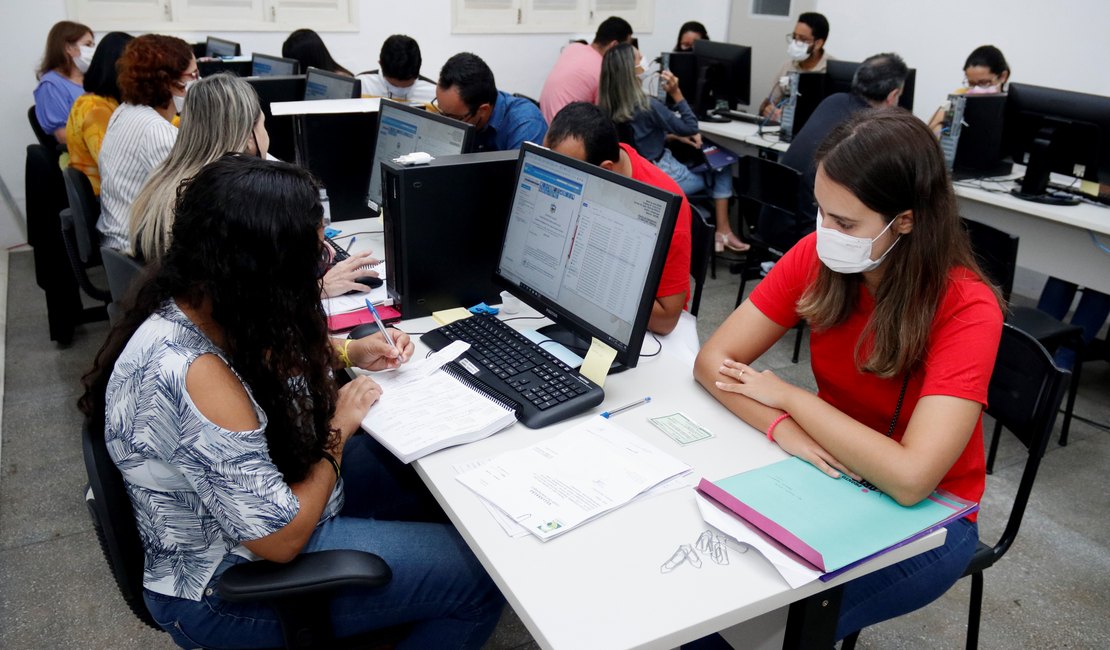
[327,305,402,332]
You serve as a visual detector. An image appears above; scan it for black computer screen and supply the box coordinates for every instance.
[367,99,475,211]
[304,67,360,100]
[691,40,752,113]
[205,37,240,58]
[1004,82,1110,188]
[252,53,299,76]
[495,143,680,369]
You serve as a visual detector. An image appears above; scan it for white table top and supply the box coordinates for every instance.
[698,119,790,154]
[399,314,944,650]
[953,175,1110,237]
[271,97,381,116]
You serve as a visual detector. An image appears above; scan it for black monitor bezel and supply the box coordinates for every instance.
[251,53,300,76]
[303,66,361,100]
[1004,82,1110,186]
[493,142,681,369]
[205,36,241,58]
[368,98,477,210]
[691,40,752,111]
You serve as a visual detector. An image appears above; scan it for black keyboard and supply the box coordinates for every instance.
[420,315,604,429]
[712,109,780,127]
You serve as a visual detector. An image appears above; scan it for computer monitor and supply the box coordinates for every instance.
[494,142,681,370]
[690,40,752,118]
[662,51,699,105]
[779,72,828,143]
[303,67,360,100]
[252,53,299,76]
[1003,82,1110,205]
[205,36,240,58]
[367,99,476,212]
[938,93,1012,180]
[243,74,306,163]
[825,60,916,112]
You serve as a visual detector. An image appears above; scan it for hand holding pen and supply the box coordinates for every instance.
[344,300,413,370]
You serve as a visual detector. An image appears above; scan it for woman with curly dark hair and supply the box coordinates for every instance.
[80,155,504,649]
[97,34,195,251]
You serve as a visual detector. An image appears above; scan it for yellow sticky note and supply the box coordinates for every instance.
[1080,180,1100,197]
[580,337,617,387]
[432,307,473,326]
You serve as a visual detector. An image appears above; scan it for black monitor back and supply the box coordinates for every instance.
[381,151,518,319]
[779,72,827,143]
[826,60,916,112]
[197,59,251,78]
[665,52,699,105]
[1004,82,1110,185]
[244,75,305,163]
[295,111,378,221]
[692,40,752,112]
[939,93,1012,179]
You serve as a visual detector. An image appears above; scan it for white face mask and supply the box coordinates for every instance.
[75,45,95,73]
[815,210,901,274]
[966,84,1001,95]
[787,39,811,61]
[173,79,196,114]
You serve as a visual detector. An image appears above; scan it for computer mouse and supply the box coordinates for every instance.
[348,323,381,340]
[355,275,384,289]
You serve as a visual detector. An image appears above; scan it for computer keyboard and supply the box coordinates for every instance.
[711,109,780,127]
[420,315,604,429]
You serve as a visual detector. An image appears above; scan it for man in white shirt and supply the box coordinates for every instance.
[358,35,436,104]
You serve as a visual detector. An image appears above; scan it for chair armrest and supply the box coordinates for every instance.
[217,550,391,602]
[60,207,74,231]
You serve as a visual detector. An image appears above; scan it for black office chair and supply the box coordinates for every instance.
[26,144,106,343]
[842,323,1069,650]
[732,155,807,362]
[100,246,144,325]
[60,167,112,304]
[28,105,60,150]
[688,203,715,317]
[961,219,1085,463]
[511,92,540,107]
[82,419,400,649]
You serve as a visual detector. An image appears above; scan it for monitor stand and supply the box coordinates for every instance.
[1011,128,1080,206]
[537,323,632,374]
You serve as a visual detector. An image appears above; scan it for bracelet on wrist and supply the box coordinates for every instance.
[338,338,354,368]
[767,413,791,442]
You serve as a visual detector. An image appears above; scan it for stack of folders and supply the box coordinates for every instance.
[357,341,517,463]
[456,417,691,541]
[697,457,978,580]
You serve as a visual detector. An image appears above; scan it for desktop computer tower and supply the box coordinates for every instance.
[779,72,827,143]
[381,150,518,319]
[294,111,379,221]
[939,93,1012,179]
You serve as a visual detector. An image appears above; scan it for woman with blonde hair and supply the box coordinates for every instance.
[130,73,268,262]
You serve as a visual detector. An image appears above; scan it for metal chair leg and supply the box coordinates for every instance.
[792,322,805,364]
[841,630,860,650]
[966,571,983,650]
[1058,356,1081,446]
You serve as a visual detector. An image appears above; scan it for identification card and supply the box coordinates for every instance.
[650,412,714,446]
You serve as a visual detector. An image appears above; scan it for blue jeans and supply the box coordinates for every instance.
[144,434,504,650]
[836,517,979,640]
[656,148,734,200]
[1036,277,1110,369]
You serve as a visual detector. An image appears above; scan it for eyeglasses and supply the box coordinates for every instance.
[963,76,1001,88]
[785,33,815,45]
[430,97,474,122]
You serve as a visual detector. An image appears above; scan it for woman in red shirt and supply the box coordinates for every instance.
[694,108,1003,640]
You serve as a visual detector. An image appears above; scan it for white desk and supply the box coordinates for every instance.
[397,315,944,650]
[953,178,1110,295]
[698,120,790,157]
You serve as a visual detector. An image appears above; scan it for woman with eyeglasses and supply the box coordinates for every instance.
[695,109,1003,641]
[98,34,196,252]
[927,45,1010,135]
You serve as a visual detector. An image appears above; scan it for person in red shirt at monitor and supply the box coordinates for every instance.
[544,101,691,336]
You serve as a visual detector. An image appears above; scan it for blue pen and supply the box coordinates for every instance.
[601,396,651,419]
[365,298,397,351]
[347,236,357,252]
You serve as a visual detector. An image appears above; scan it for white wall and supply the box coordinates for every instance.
[0,1,731,248]
[813,0,1110,121]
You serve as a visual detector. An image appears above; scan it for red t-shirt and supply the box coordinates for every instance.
[750,233,1002,518]
[621,143,692,305]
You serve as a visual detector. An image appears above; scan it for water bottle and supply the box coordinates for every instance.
[319,188,331,226]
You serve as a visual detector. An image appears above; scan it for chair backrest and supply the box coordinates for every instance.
[734,155,801,213]
[62,167,101,264]
[962,218,1018,304]
[511,92,540,107]
[615,121,636,146]
[81,420,162,630]
[688,203,714,317]
[983,323,1070,560]
[28,105,58,150]
[101,245,145,305]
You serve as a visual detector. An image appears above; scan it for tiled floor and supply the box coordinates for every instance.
[1,249,1106,649]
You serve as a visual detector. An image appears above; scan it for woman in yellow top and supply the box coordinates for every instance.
[65,32,133,195]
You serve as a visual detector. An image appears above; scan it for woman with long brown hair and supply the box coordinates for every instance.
[694,108,1003,640]
[33,20,94,143]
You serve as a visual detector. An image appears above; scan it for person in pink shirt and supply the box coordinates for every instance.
[539,16,632,124]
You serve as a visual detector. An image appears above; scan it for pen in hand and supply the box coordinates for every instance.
[365,298,397,353]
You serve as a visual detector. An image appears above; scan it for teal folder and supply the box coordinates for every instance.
[697,457,977,576]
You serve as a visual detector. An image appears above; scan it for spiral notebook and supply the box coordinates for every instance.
[358,342,517,463]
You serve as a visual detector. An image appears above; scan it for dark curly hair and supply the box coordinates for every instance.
[80,155,339,484]
[117,34,193,108]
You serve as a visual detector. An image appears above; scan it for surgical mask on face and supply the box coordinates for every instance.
[75,45,95,74]
[173,79,196,114]
[966,84,1001,95]
[787,39,811,61]
[815,210,901,274]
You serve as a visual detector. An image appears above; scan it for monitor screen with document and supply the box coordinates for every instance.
[205,36,240,58]
[303,67,360,100]
[251,53,299,76]
[367,99,475,211]
[494,142,681,370]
